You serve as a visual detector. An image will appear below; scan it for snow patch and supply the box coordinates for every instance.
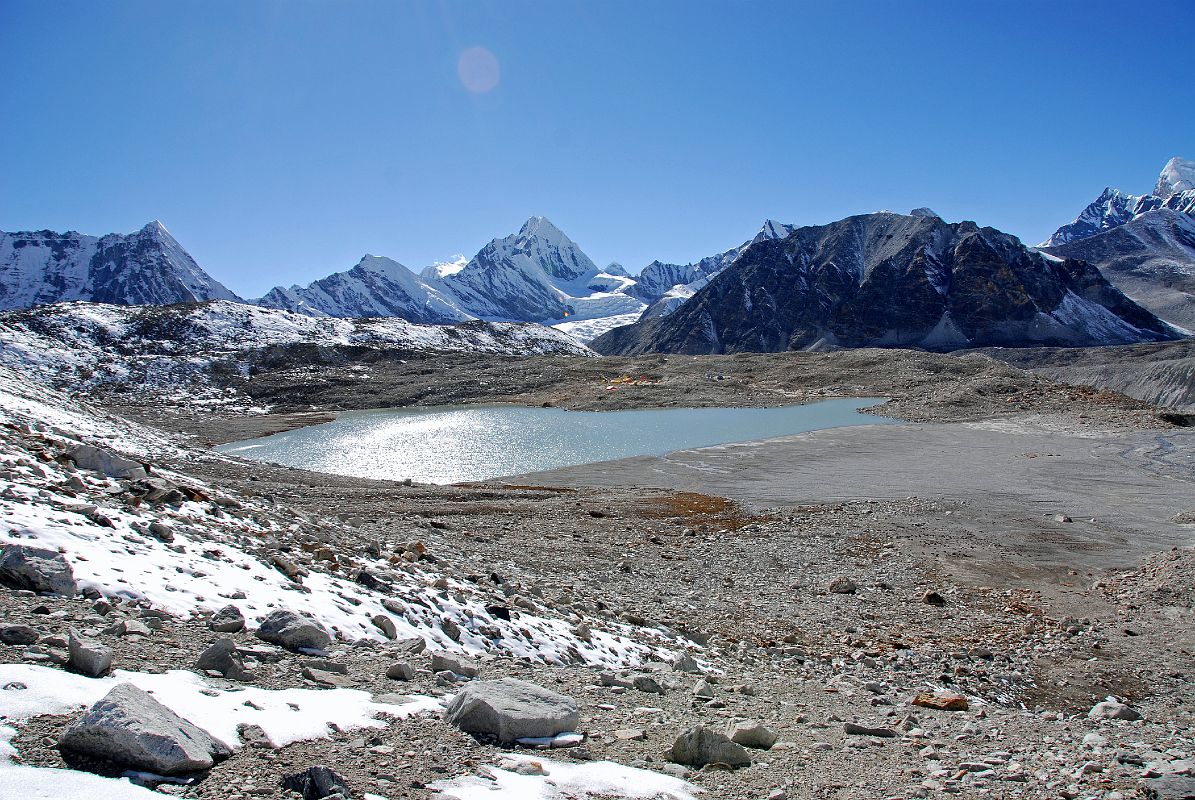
[431,754,700,800]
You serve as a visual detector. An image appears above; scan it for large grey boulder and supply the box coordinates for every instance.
[443,678,579,743]
[69,445,148,480]
[68,629,113,678]
[59,683,231,775]
[666,725,752,768]
[255,609,331,653]
[0,544,77,596]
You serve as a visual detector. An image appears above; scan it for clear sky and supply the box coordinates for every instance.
[2,0,1193,298]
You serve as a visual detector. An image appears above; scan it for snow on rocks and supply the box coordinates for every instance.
[0,662,436,758]
[431,754,700,800]
[443,678,580,744]
[59,682,234,775]
[0,419,667,670]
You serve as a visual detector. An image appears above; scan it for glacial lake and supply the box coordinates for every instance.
[216,398,894,485]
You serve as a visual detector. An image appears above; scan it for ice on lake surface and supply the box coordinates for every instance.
[216,398,894,484]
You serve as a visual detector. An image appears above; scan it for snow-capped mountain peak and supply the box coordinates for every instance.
[1155,156,1195,200]
[1042,157,1195,248]
[753,219,796,244]
[0,221,240,311]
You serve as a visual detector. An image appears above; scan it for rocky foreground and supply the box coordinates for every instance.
[0,352,1193,800]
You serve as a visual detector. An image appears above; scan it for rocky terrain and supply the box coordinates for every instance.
[0,346,1193,800]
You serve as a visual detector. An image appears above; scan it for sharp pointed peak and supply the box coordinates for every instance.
[518,215,565,237]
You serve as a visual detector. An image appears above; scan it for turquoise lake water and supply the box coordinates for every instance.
[216,398,894,484]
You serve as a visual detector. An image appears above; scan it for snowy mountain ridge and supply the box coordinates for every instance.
[257,254,471,324]
[0,221,241,311]
[1043,157,1195,247]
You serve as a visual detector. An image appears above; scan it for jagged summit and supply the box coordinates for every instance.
[0,221,240,311]
[1044,158,1195,247]
[1155,156,1195,200]
[910,207,940,218]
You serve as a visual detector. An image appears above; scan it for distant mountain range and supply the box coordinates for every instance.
[2,157,1191,354]
[592,211,1180,355]
[1040,157,1195,330]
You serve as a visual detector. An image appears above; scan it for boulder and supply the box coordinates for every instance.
[255,609,331,653]
[912,691,969,711]
[429,651,480,678]
[59,683,231,775]
[443,678,579,744]
[828,577,857,594]
[666,725,751,767]
[727,719,778,749]
[68,629,113,678]
[281,765,352,800]
[0,624,40,645]
[195,638,251,681]
[69,445,147,480]
[0,544,77,596]
[385,662,415,681]
[208,605,246,633]
[370,614,397,639]
[1142,774,1195,800]
[1089,699,1142,721]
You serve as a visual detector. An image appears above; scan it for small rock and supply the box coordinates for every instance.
[208,605,246,634]
[828,577,857,594]
[614,728,647,741]
[920,590,947,606]
[670,652,704,674]
[147,522,175,542]
[280,765,352,800]
[912,691,969,711]
[692,679,716,699]
[632,674,665,695]
[666,726,751,768]
[370,614,397,639]
[429,651,480,678]
[195,639,251,681]
[727,720,778,750]
[68,629,113,678]
[843,722,897,738]
[385,662,415,681]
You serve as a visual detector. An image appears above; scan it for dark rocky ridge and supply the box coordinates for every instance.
[593,212,1181,356]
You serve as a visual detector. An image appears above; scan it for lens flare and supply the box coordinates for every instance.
[457,46,500,93]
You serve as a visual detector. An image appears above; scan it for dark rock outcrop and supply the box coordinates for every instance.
[593,212,1180,356]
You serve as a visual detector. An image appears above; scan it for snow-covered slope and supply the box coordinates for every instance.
[1043,157,1195,247]
[1044,209,1195,331]
[256,255,470,323]
[0,300,591,405]
[0,222,240,311]
[433,216,645,324]
[1155,156,1195,199]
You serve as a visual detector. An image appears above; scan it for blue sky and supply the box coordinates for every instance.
[2,0,1193,297]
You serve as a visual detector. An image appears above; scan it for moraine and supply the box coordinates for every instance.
[215,398,894,484]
